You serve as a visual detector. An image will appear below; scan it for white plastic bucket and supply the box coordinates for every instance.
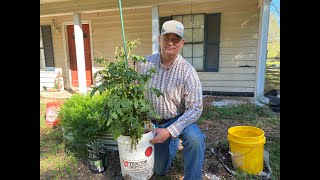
[117,129,155,180]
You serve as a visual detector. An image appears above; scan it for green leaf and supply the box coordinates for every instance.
[107,118,112,127]
[134,100,138,109]
[116,108,124,116]
[90,88,98,97]
[110,111,118,119]
[152,87,164,97]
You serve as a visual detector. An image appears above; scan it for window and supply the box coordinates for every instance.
[160,13,220,72]
[40,26,46,69]
[173,14,204,71]
[40,25,55,70]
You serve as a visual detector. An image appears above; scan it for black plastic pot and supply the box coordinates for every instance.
[265,90,280,113]
[87,151,108,174]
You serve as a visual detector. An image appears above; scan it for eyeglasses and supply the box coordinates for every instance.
[162,36,182,44]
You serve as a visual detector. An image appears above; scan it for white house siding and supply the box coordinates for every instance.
[160,0,259,93]
[40,0,200,16]
[87,8,152,65]
[40,16,72,87]
[85,8,152,85]
[40,8,152,89]
[40,17,68,88]
[40,0,261,94]
[40,67,64,91]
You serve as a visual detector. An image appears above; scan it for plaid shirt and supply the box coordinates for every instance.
[137,53,203,138]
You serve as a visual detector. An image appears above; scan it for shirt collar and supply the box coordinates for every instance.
[159,54,180,69]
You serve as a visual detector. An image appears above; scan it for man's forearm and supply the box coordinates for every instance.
[166,107,202,138]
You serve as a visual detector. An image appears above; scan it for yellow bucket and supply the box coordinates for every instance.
[227,126,266,174]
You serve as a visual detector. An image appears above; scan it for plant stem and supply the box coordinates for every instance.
[118,0,128,69]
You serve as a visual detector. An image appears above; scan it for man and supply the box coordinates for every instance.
[138,20,205,180]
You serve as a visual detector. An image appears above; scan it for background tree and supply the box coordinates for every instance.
[267,13,280,59]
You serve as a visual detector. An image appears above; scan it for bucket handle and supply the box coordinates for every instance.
[228,145,258,158]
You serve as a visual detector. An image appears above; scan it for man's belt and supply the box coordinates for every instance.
[153,114,182,125]
[156,119,169,125]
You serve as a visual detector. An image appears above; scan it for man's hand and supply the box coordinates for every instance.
[150,128,171,144]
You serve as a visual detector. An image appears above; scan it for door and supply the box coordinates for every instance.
[67,24,93,87]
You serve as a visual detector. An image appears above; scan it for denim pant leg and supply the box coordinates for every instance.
[153,136,179,175]
[180,123,206,180]
[153,117,180,175]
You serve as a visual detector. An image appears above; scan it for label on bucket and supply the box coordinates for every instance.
[123,159,148,171]
[46,107,60,122]
[122,158,153,178]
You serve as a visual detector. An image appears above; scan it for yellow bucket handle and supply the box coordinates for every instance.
[228,145,258,158]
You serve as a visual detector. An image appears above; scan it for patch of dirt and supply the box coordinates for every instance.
[73,151,123,180]
[40,96,66,104]
[75,161,107,179]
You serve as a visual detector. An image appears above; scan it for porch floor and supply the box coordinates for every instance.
[40,90,74,100]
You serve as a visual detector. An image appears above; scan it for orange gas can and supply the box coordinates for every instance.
[45,101,63,127]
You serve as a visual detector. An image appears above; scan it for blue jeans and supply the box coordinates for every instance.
[153,116,206,180]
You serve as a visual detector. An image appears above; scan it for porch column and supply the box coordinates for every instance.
[255,0,271,104]
[152,6,159,54]
[73,13,87,93]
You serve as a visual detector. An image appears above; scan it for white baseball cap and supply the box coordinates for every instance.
[161,20,184,39]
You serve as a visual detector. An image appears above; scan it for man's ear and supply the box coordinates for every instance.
[158,35,161,43]
[181,39,185,46]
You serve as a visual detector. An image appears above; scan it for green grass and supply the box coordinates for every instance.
[265,61,280,93]
[40,102,79,179]
[265,137,280,179]
[40,103,46,128]
[199,103,279,126]
[266,61,280,65]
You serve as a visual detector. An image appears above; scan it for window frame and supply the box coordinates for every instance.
[173,14,206,71]
[160,13,221,72]
[40,25,55,71]
[40,26,46,70]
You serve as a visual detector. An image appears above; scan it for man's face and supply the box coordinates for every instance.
[159,33,184,56]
